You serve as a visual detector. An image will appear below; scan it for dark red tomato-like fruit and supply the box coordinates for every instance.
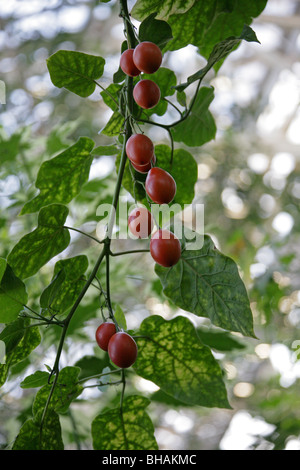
[108,332,138,368]
[120,49,141,77]
[145,167,176,204]
[128,206,154,238]
[150,229,181,267]
[95,322,116,351]
[126,134,154,166]
[133,41,162,74]
[131,153,156,174]
[133,79,160,109]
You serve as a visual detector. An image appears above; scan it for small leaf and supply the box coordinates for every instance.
[0,321,41,388]
[114,304,127,330]
[171,87,216,147]
[139,13,173,47]
[0,260,28,323]
[20,371,50,389]
[91,144,119,157]
[134,315,230,408]
[0,318,27,353]
[12,410,64,450]
[47,50,105,97]
[40,255,89,314]
[7,204,70,280]
[92,395,158,450]
[21,137,95,214]
[101,111,124,137]
[155,232,256,337]
[197,327,246,352]
[174,25,261,92]
[75,355,110,380]
[32,366,82,415]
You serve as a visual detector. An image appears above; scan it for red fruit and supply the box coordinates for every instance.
[120,49,141,77]
[95,322,116,351]
[108,332,138,368]
[133,41,162,74]
[131,153,156,174]
[145,167,176,204]
[133,79,160,109]
[150,229,181,267]
[126,134,154,166]
[128,206,153,238]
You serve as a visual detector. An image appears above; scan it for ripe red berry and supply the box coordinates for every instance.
[133,41,162,74]
[133,79,160,109]
[131,153,156,174]
[108,332,138,368]
[128,206,154,239]
[95,322,116,351]
[120,49,141,77]
[150,229,181,267]
[126,134,154,167]
[145,167,176,204]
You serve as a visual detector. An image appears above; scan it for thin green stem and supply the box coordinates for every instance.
[77,368,122,384]
[40,0,137,443]
[110,249,150,257]
[64,226,103,245]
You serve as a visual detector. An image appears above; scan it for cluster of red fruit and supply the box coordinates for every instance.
[95,322,137,369]
[95,42,182,369]
[121,41,182,269]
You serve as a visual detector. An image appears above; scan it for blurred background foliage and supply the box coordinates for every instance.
[1,0,300,450]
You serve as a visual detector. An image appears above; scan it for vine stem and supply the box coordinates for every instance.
[39,28,134,442]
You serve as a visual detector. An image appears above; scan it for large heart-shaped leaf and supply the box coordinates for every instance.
[133,315,230,408]
[155,232,255,337]
[92,395,158,450]
[8,204,70,279]
[21,137,95,215]
[0,259,28,323]
[47,50,105,97]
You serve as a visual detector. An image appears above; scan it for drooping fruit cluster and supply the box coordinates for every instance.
[120,41,182,268]
[95,322,138,369]
[120,41,162,109]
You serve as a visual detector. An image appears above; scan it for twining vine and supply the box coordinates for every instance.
[0,0,267,451]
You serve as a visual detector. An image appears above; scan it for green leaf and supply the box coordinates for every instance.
[75,355,110,380]
[21,137,95,214]
[114,304,127,330]
[175,25,260,92]
[91,144,119,157]
[155,232,256,337]
[0,129,31,165]
[171,87,216,147]
[92,395,158,450]
[7,204,70,280]
[161,0,266,60]
[32,366,82,415]
[131,0,195,21]
[40,255,89,314]
[12,410,64,450]
[116,145,197,208]
[47,50,105,97]
[0,320,41,387]
[20,371,50,389]
[101,111,124,137]
[0,318,27,354]
[139,13,173,48]
[134,315,230,408]
[197,327,246,352]
[0,259,28,323]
